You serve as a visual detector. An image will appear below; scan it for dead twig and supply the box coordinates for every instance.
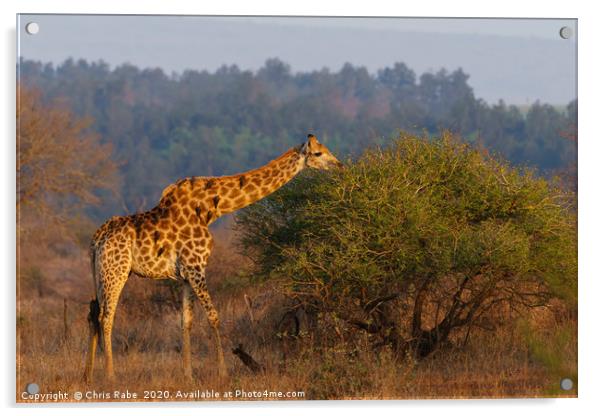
[232,344,265,374]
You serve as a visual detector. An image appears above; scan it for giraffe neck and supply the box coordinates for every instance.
[159,146,307,225]
[216,146,306,215]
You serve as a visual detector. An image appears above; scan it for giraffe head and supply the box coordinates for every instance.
[301,134,343,170]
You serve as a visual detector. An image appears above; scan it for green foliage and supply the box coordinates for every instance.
[237,132,577,355]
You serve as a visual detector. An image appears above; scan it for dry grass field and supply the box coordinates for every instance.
[16,224,577,403]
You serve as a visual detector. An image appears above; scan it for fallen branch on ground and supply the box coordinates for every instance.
[232,344,265,374]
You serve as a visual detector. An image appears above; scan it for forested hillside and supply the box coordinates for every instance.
[19,57,576,221]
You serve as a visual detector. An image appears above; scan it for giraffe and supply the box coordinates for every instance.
[83,134,342,382]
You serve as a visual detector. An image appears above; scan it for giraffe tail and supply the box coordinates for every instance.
[88,249,101,339]
[88,299,101,337]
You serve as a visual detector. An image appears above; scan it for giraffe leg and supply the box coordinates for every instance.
[98,270,129,380]
[181,282,195,380]
[183,264,227,379]
[84,329,98,383]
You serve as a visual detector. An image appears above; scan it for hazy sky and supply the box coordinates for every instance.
[17,15,577,104]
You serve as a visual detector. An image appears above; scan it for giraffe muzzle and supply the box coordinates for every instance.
[332,160,344,169]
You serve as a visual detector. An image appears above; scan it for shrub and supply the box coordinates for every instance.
[236,132,577,358]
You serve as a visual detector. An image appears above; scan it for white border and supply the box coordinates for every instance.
[2,1,600,415]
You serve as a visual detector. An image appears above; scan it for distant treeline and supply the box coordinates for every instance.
[19,58,576,220]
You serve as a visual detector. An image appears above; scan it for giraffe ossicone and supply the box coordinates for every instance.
[83,133,341,382]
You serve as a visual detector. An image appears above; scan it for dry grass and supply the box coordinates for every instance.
[16,223,577,402]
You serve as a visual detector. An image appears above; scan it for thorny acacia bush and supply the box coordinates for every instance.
[236,132,576,359]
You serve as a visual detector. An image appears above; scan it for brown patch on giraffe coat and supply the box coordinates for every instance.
[139,229,150,241]
[239,175,246,188]
[206,211,213,223]
[219,200,232,210]
[191,188,204,199]
[158,206,169,218]
[204,178,215,190]
[212,195,220,208]
[131,215,145,237]
[194,200,209,212]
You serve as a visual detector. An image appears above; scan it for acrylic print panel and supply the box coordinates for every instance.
[16,15,577,403]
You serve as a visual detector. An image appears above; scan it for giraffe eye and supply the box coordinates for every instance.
[314,152,323,157]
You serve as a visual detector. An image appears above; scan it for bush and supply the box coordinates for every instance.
[236,132,577,359]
